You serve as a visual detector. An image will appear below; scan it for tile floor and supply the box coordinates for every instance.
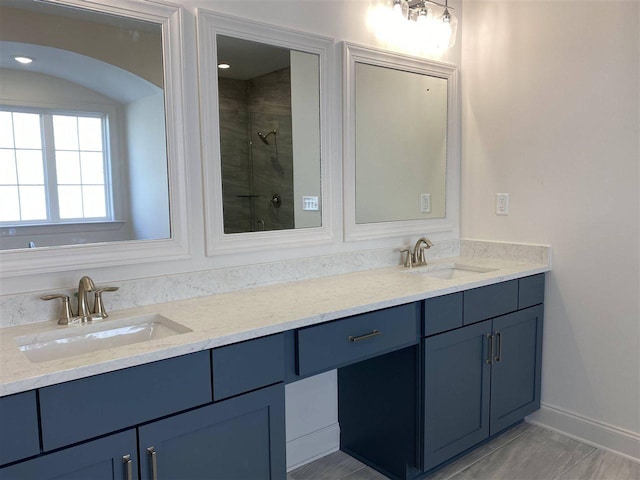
[288,423,639,480]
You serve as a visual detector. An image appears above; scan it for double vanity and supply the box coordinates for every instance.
[0,2,548,479]
[0,252,549,480]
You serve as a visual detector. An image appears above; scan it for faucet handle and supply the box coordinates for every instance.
[41,294,74,325]
[92,286,119,318]
[400,248,414,268]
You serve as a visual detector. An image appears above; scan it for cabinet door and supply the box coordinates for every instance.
[490,305,544,434]
[0,391,39,466]
[423,320,492,471]
[138,384,285,480]
[0,430,136,480]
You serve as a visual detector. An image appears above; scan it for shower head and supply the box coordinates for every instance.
[257,130,277,145]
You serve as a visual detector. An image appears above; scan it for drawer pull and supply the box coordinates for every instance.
[494,332,503,363]
[122,454,133,480]
[486,334,493,365]
[348,329,381,342]
[147,447,158,480]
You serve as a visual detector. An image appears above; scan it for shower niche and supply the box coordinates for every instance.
[217,39,295,233]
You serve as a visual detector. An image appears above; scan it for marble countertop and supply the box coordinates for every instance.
[0,256,550,397]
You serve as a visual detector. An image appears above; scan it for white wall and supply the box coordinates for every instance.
[291,50,322,229]
[125,93,170,240]
[461,0,639,458]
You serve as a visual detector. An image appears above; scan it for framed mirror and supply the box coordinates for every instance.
[197,10,334,255]
[0,0,189,276]
[343,42,460,241]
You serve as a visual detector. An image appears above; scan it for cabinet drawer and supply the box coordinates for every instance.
[0,391,40,466]
[297,303,420,376]
[463,280,518,325]
[212,333,284,401]
[424,293,463,336]
[40,351,211,451]
[519,274,545,309]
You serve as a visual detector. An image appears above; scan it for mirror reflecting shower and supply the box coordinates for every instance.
[218,36,294,233]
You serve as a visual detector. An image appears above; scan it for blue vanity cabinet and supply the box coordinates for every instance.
[0,391,39,466]
[423,320,493,471]
[138,384,285,480]
[296,303,420,377]
[0,430,137,480]
[2,349,285,480]
[39,351,212,451]
[212,333,285,401]
[423,275,545,473]
[489,304,544,434]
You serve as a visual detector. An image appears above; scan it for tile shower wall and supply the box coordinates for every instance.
[218,67,294,233]
[218,76,252,233]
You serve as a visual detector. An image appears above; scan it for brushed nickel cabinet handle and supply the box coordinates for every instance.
[495,332,502,363]
[486,334,493,365]
[348,329,381,342]
[147,447,158,480]
[122,454,133,480]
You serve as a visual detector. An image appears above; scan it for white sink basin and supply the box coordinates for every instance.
[16,314,191,363]
[407,263,498,280]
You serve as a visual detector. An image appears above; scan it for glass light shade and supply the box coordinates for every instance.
[441,10,458,48]
[416,6,433,25]
[391,0,409,19]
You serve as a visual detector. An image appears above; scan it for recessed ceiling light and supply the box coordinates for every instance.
[14,56,33,64]
[217,63,230,69]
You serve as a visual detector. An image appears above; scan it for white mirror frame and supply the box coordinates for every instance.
[343,42,460,242]
[197,10,335,255]
[0,0,190,277]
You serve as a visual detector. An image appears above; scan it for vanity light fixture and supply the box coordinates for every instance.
[217,63,230,69]
[385,0,458,49]
[13,56,33,64]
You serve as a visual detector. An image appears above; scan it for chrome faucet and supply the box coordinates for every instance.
[77,276,96,321]
[401,237,434,268]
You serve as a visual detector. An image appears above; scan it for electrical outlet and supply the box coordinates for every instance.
[496,193,509,215]
[420,193,431,213]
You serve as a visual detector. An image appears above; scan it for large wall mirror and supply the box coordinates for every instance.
[343,42,460,241]
[0,0,189,276]
[197,10,334,254]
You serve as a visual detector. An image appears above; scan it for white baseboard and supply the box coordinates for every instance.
[286,423,341,472]
[527,403,640,462]
[285,405,640,471]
